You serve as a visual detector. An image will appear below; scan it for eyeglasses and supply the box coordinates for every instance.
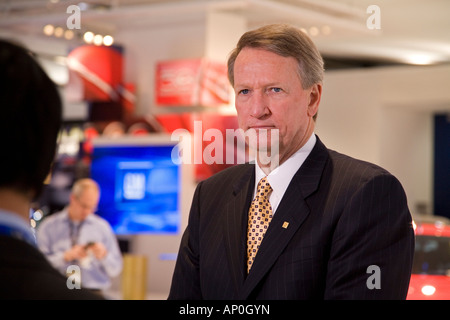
[74,196,98,213]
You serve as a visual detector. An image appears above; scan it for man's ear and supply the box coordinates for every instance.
[307,83,322,118]
[69,193,76,204]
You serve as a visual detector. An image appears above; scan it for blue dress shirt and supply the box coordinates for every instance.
[0,209,36,247]
[36,208,123,290]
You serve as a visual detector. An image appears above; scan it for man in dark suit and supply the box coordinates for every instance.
[168,24,415,300]
[0,39,102,299]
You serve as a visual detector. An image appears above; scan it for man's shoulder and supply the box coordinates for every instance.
[89,213,114,230]
[38,210,66,228]
[0,237,104,299]
[327,149,394,182]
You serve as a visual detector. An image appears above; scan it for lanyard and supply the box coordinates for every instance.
[0,224,36,247]
[69,221,85,246]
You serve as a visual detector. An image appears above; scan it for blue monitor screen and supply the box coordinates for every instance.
[90,138,180,235]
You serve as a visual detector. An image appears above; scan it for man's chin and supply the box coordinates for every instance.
[248,144,281,168]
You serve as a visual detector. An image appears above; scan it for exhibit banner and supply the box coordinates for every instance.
[66,44,124,102]
[155,58,231,107]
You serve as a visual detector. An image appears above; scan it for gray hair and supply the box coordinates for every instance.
[227,23,324,90]
[72,178,100,198]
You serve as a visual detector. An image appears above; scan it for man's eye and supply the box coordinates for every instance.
[239,89,249,95]
[271,87,282,93]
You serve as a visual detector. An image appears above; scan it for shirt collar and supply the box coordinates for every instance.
[0,209,37,246]
[62,207,94,224]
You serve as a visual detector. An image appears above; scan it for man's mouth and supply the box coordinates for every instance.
[248,126,277,130]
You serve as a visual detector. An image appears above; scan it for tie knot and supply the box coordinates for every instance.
[256,177,272,197]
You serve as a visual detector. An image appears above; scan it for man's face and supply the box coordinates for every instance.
[233,47,321,165]
[69,188,99,222]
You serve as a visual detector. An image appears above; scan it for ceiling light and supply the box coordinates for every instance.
[83,31,94,44]
[93,34,103,46]
[321,25,331,35]
[54,27,64,38]
[64,29,74,40]
[405,54,435,65]
[309,26,319,37]
[78,2,89,11]
[103,35,114,46]
[43,24,54,36]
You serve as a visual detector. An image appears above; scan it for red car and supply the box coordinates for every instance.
[407,215,450,300]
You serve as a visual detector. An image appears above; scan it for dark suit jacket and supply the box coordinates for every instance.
[0,235,104,299]
[168,136,415,300]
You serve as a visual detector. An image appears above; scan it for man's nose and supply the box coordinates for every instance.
[250,91,270,119]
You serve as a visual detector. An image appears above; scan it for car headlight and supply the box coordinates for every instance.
[421,285,436,296]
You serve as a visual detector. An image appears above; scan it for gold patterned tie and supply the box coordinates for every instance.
[247,177,273,273]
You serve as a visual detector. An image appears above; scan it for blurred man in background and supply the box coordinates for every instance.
[37,178,123,297]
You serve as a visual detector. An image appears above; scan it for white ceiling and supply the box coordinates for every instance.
[1,0,449,65]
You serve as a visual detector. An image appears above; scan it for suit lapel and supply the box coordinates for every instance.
[240,136,329,299]
[223,164,255,296]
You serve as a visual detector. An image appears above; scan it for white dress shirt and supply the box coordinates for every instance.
[253,133,317,214]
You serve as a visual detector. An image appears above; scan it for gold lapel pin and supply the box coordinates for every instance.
[282,221,289,229]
